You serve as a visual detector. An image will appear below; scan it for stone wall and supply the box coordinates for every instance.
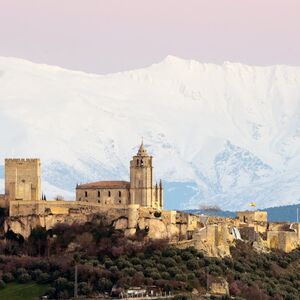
[267,230,299,252]
[192,224,232,257]
[0,195,7,209]
[5,159,41,201]
[237,211,267,223]
[76,187,129,206]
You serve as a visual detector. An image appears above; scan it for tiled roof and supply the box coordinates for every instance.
[76,180,130,189]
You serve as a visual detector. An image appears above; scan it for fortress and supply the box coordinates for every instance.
[1,142,300,256]
[0,142,163,217]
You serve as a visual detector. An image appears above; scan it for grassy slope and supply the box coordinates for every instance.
[0,282,49,300]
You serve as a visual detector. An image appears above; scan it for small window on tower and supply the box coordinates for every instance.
[85,191,88,197]
[137,159,139,166]
[98,191,100,197]
[119,191,121,197]
[141,159,144,166]
[108,191,111,197]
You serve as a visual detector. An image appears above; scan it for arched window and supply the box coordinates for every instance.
[108,191,111,197]
[119,191,122,197]
[85,191,88,197]
[98,191,100,197]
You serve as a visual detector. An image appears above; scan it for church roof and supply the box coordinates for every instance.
[76,180,130,189]
[137,141,149,156]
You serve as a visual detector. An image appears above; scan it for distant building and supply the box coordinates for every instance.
[76,141,163,209]
[237,210,267,223]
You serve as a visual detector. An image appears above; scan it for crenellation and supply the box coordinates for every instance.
[5,158,40,163]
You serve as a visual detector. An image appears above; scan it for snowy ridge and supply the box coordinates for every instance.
[0,56,300,210]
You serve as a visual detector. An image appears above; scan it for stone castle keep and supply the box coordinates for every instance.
[1,142,300,256]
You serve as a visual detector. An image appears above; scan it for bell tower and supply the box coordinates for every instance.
[130,141,153,206]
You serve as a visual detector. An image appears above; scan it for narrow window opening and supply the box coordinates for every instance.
[85,191,88,197]
[119,200,121,204]
[137,159,139,166]
[108,191,111,197]
[98,191,100,197]
[98,200,100,203]
[119,191,121,197]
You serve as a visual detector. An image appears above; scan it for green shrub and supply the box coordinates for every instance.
[134,264,144,272]
[131,257,141,265]
[2,272,14,283]
[186,259,199,270]
[18,273,31,283]
[187,273,195,280]
[78,282,92,296]
[175,274,186,282]
[161,272,171,280]
[109,266,119,273]
[37,272,50,283]
[97,278,113,292]
[142,259,155,268]
[0,280,5,289]
[150,271,161,280]
[162,248,177,257]
[181,251,193,261]
[168,267,181,277]
[31,269,43,280]
[123,267,136,276]
[162,257,177,267]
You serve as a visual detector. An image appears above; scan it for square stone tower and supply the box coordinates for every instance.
[130,142,163,209]
[5,159,41,202]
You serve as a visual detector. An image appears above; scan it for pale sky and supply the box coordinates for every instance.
[0,0,299,74]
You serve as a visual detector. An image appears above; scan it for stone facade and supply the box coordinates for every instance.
[76,142,163,210]
[237,210,267,223]
[76,181,130,206]
[5,159,41,202]
[0,194,7,209]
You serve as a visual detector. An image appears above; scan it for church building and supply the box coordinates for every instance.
[76,142,163,209]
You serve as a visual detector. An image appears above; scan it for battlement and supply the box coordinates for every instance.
[5,159,40,164]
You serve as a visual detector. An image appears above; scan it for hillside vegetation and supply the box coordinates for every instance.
[0,219,300,299]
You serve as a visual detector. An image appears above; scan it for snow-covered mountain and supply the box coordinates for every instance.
[0,55,300,210]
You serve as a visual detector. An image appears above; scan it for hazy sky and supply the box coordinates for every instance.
[0,0,299,73]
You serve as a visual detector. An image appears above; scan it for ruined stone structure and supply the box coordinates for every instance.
[237,211,267,223]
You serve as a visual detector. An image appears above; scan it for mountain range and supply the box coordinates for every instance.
[0,55,300,211]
